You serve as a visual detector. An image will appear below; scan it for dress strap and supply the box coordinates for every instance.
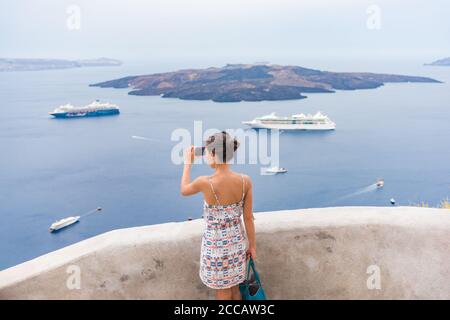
[241,174,245,202]
[208,177,220,205]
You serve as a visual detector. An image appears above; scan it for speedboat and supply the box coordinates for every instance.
[376,179,384,188]
[265,166,288,174]
[49,216,80,232]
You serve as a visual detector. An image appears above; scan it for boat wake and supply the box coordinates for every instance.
[80,207,102,219]
[131,135,158,142]
[260,169,278,176]
[337,183,379,201]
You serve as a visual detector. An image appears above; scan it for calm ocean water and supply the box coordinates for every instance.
[0,59,449,270]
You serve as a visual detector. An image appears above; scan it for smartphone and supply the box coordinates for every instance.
[194,146,205,156]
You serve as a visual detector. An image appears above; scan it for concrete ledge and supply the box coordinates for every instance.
[0,206,449,299]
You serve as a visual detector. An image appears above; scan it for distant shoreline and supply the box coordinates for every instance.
[0,58,122,72]
[425,57,450,66]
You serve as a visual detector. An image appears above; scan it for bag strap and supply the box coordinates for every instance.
[246,257,261,283]
[246,258,252,279]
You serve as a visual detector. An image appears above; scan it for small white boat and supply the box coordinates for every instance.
[265,166,288,174]
[49,216,80,232]
[376,179,384,188]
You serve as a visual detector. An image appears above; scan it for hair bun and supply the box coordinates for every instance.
[205,131,240,163]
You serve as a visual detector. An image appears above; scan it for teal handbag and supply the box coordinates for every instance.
[239,257,267,300]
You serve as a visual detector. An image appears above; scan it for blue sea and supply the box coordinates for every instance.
[0,59,449,270]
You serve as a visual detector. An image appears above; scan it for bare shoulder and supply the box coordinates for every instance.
[195,175,209,184]
[193,175,209,188]
[238,173,252,188]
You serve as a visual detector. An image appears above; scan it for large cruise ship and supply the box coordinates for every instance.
[242,111,336,130]
[50,100,120,118]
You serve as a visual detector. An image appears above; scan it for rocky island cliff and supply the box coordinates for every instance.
[90,63,440,102]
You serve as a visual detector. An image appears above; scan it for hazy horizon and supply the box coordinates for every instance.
[1,0,449,64]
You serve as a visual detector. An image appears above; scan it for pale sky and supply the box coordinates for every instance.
[1,0,449,62]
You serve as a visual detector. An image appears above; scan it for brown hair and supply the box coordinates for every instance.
[205,131,240,163]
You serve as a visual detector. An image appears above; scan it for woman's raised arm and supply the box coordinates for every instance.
[180,146,204,196]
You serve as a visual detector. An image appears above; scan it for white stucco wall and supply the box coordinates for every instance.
[0,206,449,299]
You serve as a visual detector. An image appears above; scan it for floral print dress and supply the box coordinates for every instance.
[199,174,248,289]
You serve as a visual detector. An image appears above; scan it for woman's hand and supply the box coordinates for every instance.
[184,146,195,165]
[246,246,256,260]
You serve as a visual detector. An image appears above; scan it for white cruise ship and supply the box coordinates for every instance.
[50,100,120,118]
[242,111,336,130]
